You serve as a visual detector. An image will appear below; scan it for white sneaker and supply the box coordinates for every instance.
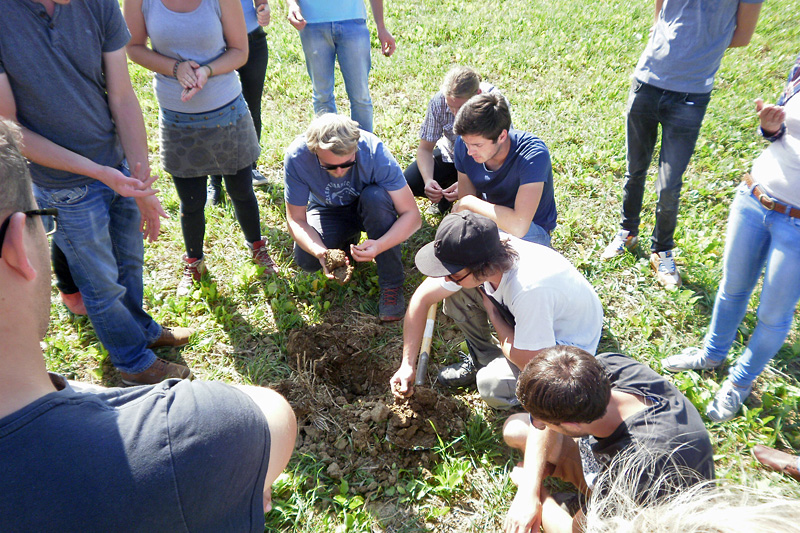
[706,378,751,423]
[650,250,681,288]
[662,347,724,372]
[601,230,638,260]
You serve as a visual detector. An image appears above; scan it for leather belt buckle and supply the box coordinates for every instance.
[758,193,776,210]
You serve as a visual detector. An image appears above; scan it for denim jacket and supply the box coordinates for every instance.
[761,54,800,142]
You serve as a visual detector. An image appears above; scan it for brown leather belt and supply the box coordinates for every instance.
[743,173,800,219]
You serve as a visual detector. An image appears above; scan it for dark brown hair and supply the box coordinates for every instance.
[453,93,511,142]
[516,345,611,424]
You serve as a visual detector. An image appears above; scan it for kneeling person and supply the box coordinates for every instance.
[390,212,602,409]
[502,346,714,532]
[284,114,421,321]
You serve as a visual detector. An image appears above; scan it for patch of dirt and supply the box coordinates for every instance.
[324,249,353,284]
[274,313,470,494]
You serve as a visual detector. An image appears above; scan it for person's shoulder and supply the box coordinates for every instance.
[511,129,548,154]
[285,134,310,160]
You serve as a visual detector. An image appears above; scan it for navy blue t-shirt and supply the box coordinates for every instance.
[0,376,271,532]
[454,129,557,232]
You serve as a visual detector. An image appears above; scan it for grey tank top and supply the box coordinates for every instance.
[143,0,241,113]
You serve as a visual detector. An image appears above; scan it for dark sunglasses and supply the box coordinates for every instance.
[447,270,472,284]
[317,154,357,171]
[0,208,58,258]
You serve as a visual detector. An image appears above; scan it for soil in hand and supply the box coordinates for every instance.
[324,249,354,284]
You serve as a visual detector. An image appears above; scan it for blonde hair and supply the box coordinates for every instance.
[582,449,800,533]
[305,114,361,156]
[441,66,481,99]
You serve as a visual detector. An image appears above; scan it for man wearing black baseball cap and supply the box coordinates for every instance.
[390,211,603,409]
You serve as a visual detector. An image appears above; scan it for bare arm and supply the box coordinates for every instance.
[368,0,396,57]
[482,291,543,370]
[454,182,543,238]
[0,73,156,198]
[504,421,565,533]
[390,277,453,397]
[104,47,167,241]
[285,201,334,272]
[728,2,762,48]
[540,489,585,533]
[350,185,421,262]
[654,0,663,23]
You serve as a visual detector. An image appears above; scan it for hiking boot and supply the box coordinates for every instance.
[177,255,207,297]
[59,290,87,315]
[249,239,278,274]
[706,378,752,423]
[650,250,681,288]
[662,346,724,372]
[251,168,270,186]
[601,229,638,260]
[437,350,477,388]
[207,181,224,207]
[148,326,194,349]
[120,357,193,386]
[379,286,405,322]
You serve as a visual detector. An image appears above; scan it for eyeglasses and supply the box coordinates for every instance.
[447,270,472,284]
[317,154,357,171]
[0,208,58,258]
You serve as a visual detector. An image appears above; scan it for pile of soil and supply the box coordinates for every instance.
[274,314,470,494]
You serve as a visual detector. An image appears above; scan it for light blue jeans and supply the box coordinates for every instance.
[35,179,161,374]
[298,19,373,132]
[703,183,800,387]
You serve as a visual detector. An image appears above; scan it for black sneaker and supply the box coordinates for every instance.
[437,350,477,388]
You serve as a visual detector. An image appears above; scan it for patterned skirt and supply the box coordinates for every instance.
[159,93,260,177]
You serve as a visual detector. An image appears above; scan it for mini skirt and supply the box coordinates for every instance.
[159,93,260,177]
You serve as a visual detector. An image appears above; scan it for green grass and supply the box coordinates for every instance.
[44,0,800,530]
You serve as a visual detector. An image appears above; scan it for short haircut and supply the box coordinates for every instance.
[441,66,481,100]
[467,238,518,280]
[305,113,361,156]
[516,345,611,424]
[0,119,36,220]
[452,92,511,142]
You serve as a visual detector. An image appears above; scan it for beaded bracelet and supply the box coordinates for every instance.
[172,60,184,78]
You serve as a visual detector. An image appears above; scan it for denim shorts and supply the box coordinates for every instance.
[159,93,260,177]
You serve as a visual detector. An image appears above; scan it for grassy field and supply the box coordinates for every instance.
[45,0,800,531]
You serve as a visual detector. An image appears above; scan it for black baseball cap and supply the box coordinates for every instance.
[415,212,501,277]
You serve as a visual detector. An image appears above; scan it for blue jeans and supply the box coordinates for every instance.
[299,19,373,132]
[293,185,403,288]
[621,80,710,252]
[35,179,160,374]
[703,183,800,387]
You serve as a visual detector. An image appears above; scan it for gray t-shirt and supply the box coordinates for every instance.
[0,375,271,532]
[634,0,764,94]
[0,0,130,189]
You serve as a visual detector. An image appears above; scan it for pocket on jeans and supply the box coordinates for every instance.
[47,185,89,205]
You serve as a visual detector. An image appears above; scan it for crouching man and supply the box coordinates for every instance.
[284,113,421,321]
[502,346,714,532]
[389,211,602,409]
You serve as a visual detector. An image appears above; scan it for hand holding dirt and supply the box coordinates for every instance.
[324,249,354,283]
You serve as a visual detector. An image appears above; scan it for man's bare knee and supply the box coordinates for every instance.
[503,413,531,450]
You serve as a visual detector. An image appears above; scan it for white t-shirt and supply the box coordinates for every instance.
[751,94,800,207]
[442,236,603,353]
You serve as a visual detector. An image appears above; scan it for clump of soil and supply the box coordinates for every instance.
[324,249,353,283]
[274,313,471,491]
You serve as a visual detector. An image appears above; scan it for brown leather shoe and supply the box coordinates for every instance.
[119,358,192,386]
[148,326,193,349]
[753,444,800,482]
